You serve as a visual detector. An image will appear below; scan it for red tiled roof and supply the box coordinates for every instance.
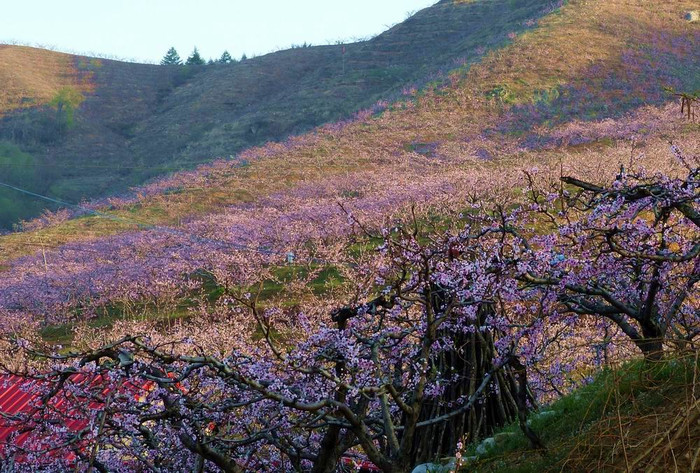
[0,373,149,462]
[0,375,381,471]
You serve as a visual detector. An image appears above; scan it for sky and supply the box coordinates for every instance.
[1,0,439,64]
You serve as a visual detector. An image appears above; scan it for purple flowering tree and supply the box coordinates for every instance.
[1,147,697,471]
[3,220,540,472]
[505,146,699,360]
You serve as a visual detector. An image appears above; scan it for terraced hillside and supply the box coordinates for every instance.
[0,1,697,471]
[0,0,565,228]
[0,0,697,326]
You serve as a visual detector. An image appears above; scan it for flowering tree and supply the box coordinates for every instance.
[1,147,697,472]
[2,221,536,472]
[503,146,699,360]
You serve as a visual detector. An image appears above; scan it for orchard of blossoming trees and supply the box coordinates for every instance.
[0,144,696,472]
[0,1,697,469]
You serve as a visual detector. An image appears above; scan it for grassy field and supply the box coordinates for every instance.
[462,353,700,472]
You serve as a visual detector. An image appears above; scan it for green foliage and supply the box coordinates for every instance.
[485,84,515,104]
[0,141,35,186]
[0,142,46,228]
[186,47,206,66]
[161,47,182,65]
[218,50,234,64]
[49,87,84,132]
[531,88,560,104]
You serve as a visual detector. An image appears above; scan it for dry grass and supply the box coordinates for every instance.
[468,350,700,473]
[463,0,699,103]
[0,0,697,265]
[561,352,700,473]
[2,113,695,268]
[0,45,95,115]
[0,217,138,264]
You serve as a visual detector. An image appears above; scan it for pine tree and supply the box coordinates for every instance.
[185,47,205,66]
[218,50,233,64]
[160,47,182,65]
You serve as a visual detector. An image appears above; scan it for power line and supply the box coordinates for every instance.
[0,162,205,171]
[0,181,89,211]
[0,179,268,253]
[0,180,349,267]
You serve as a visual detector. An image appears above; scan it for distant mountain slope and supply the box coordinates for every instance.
[0,0,697,333]
[0,0,563,228]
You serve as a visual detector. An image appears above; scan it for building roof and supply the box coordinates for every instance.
[0,374,381,471]
[0,373,147,464]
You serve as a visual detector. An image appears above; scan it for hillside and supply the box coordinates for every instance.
[0,1,697,471]
[0,0,696,262]
[0,0,564,229]
[0,0,694,342]
[452,355,700,473]
[0,45,94,114]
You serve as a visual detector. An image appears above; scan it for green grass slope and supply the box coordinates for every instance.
[461,354,699,473]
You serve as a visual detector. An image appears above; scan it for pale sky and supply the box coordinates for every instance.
[1,0,439,63]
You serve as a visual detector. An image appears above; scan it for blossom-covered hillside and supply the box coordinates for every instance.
[1,0,697,322]
[0,1,697,471]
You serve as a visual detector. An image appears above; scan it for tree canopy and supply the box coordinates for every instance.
[2,146,697,472]
[160,47,182,65]
[218,50,234,64]
[186,47,206,66]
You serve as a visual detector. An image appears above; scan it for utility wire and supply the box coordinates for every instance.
[0,181,90,211]
[0,179,278,254]
[0,180,351,266]
[0,162,207,171]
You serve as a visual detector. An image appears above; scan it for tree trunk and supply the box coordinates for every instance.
[509,356,546,451]
[638,320,664,362]
[330,296,527,469]
[405,302,520,465]
[311,426,346,473]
